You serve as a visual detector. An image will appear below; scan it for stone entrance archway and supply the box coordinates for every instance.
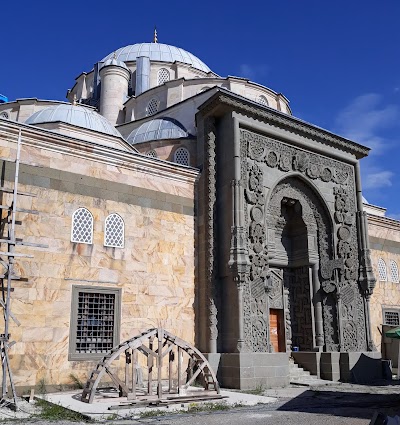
[266,176,338,352]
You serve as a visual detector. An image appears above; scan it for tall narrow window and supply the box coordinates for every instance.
[104,213,124,248]
[174,147,190,166]
[378,258,387,281]
[390,260,399,283]
[71,207,93,244]
[146,98,159,116]
[69,286,121,360]
[158,68,170,85]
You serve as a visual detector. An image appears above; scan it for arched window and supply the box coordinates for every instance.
[146,98,159,116]
[104,213,124,248]
[146,150,157,158]
[390,260,399,283]
[257,95,269,106]
[378,258,387,281]
[71,208,93,244]
[158,68,170,85]
[174,147,190,166]
[199,87,209,93]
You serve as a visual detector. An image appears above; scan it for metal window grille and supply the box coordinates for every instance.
[71,208,93,244]
[104,213,124,248]
[257,95,269,106]
[75,291,116,354]
[378,258,387,281]
[390,260,399,283]
[146,150,157,158]
[158,68,170,85]
[384,311,400,326]
[146,98,159,116]
[174,147,190,166]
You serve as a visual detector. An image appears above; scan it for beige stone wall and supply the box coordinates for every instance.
[368,215,400,351]
[0,122,197,390]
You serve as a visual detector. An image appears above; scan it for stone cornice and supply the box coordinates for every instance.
[198,89,370,159]
[367,213,400,231]
[0,120,199,185]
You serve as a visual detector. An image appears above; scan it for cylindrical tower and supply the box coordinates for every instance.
[135,56,151,96]
[99,57,130,125]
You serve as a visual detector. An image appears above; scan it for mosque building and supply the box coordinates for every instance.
[0,32,399,392]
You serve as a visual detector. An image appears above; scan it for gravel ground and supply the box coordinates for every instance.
[1,382,400,424]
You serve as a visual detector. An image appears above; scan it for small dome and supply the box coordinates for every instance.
[102,57,129,71]
[127,117,188,145]
[25,104,121,137]
[102,43,211,74]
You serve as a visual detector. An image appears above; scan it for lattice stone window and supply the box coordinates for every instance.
[0,112,9,119]
[104,213,124,248]
[383,309,400,326]
[158,68,170,85]
[390,260,399,283]
[174,147,190,166]
[69,286,121,360]
[146,98,159,116]
[378,258,388,281]
[257,95,269,106]
[71,208,93,244]
[146,150,157,158]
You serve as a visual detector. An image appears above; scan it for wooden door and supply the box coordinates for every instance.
[269,309,285,352]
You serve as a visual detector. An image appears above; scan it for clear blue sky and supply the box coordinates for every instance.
[2,1,399,217]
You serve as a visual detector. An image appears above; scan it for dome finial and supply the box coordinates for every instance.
[72,94,77,106]
[153,26,158,43]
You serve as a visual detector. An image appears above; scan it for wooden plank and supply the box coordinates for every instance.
[132,349,137,399]
[0,187,37,197]
[168,344,173,393]
[0,205,39,215]
[0,252,33,258]
[177,347,182,394]
[148,337,154,396]
[157,328,163,398]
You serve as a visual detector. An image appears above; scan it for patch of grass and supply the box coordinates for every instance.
[239,383,264,395]
[139,401,232,418]
[139,409,168,418]
[35,399,91,422]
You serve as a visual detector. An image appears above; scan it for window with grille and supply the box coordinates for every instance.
[146,150,157,158]
[146,98,159,116]
[104,213,124,248]
[0,112,9,119]
[158,68,170,85]
[174,147,190,166]
[69,286,121,360]
[390,260,399,283]
[71,208,93,244]
[378,258,387,281]
[383,310,400,326]
[257,95,269,106]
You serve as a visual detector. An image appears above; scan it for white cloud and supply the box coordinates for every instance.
[363,170,394,189]
[335,93,400,154]
[238,64,268,82]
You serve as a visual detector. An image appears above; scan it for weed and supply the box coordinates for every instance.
[240,383,264,395]
[37,378,47,397]
[35,398,91,422]
[69,373,84,389]
[139,409,168,418]
[106,413,119,420]
[187,401,230,413]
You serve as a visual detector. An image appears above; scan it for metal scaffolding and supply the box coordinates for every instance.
[0,129,47,407]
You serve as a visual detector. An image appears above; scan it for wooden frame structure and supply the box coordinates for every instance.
[81,328,221,405]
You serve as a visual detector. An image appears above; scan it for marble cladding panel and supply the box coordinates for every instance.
[370,247,400,350]
[5,181,195,389]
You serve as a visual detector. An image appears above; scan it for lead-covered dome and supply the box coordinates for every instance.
[25,104,121,137]
[102,43,211,73]
[127,117,188,145]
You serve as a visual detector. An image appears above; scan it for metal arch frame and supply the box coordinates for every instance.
[81,328,220,404]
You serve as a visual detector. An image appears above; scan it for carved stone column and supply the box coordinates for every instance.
[311,262,324,350]
[204,117,218,353]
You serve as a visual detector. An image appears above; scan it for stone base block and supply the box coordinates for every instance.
[339,351,382,383]
[204,352,289,389]
[292,352,321,378]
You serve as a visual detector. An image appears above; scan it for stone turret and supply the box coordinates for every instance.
[99,55,130,125]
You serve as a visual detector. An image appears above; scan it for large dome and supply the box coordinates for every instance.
[25,104,121,137]
[102,43,211,73]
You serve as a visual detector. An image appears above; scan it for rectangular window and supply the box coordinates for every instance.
[383,309,400,326]
[69,286,121,361]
